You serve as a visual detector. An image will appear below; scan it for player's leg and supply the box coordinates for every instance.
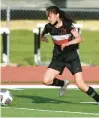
[74,72,99,103]
[72,58,99,103]
[43,58,70,95]
[43,68,70,95]
[43,68,63,86]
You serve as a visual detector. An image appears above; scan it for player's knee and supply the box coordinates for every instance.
[43,76,51,85]
[43,79,50,85]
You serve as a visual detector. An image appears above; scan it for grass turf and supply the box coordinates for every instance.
[1,89,99,117]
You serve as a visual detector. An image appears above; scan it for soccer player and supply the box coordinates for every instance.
[41,6,99,104]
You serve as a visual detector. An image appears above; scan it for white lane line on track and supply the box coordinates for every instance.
[0,85,99,89]
[2,107,99,116]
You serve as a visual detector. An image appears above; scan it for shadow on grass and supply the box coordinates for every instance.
[15,95,72,104]
[14,95,98,106]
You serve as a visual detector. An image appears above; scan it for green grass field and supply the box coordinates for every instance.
[1,88,99,117]
[1,29,99,65]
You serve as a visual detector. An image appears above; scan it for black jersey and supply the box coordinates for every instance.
[42,20,79,61]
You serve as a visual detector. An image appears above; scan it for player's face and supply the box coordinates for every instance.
[46,12,58,24]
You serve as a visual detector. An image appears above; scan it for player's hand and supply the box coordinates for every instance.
[40,36,48,42]
[61,43,70,50]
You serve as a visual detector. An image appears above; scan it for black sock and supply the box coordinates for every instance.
[50,78,64,87]
[86,86,99,102]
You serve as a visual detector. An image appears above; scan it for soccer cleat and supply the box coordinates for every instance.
[59,80,70,96]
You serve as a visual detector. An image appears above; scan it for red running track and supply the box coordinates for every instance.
[1,66,99,84]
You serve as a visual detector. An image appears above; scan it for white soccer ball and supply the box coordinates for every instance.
[0,89,13,106]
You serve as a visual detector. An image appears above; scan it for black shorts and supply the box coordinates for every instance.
[48,57,82,75]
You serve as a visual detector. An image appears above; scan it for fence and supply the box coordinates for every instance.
[1,7,99,21]
[1,7,99,66]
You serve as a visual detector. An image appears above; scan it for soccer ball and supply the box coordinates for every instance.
[0,89,13,106]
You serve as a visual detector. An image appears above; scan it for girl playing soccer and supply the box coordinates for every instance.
[41,6,99,104]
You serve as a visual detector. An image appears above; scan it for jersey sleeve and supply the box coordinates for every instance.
[41,24,49,38]
[71,24,80,33]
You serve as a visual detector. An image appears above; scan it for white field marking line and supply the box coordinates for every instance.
[0,85,99,89]
[2,107,99,116]
[80,102,97,104]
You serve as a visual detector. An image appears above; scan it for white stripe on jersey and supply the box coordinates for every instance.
[51,34,71,41]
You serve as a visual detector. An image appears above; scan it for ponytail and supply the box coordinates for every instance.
[59,10,75,25]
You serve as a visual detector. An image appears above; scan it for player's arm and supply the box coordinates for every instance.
[40,25,49,42]
[67,28,82,45]
[61,28,82,50]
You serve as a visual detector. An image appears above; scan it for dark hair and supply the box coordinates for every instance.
[46,6,75,27]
